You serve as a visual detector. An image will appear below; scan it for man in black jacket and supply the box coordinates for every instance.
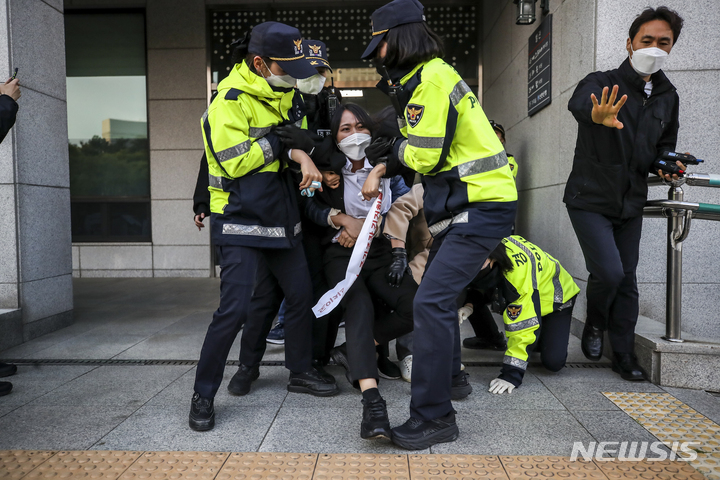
[564,7,685,381]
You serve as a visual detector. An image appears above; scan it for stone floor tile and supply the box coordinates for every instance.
[0,365,97,406]
[661,386,720,425]
[453,369,566,411]
[543,381,666,411]
[21,333,149,360]
[572,410,668,450]
[0,405,137,450]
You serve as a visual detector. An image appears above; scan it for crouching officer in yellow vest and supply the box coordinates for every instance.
[361,0,517,449]
[470,236,580,394]
[190,22,339,432]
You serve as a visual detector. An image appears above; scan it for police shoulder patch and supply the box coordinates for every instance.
[506,304,522,320]
[406,104,425,128]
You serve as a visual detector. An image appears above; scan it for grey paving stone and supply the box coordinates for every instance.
[147,366,289,410]
[661,386,720,425]
[533,366,623,385]
[0,321,96,358]
[573,410,666,448]
[94,405,277,452]
[260,406,428,454]
[430,410,596,456]
[0,403,18,417]
[30,365,192,408]
[0,404,137,450]
[20,333,149,360]
[453,368,566,411]
[543,382,666,411]
[0,365,97,406]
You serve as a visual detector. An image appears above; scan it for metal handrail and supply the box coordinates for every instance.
[644,172,720,342]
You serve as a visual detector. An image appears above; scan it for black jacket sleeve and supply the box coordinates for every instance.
[567,73,604,125]
[0,95,18,144]
[193,153,211,216]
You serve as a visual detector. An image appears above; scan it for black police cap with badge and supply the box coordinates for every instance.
[303,40,332,72]
[247,21,317,79]
[361,0,426,60]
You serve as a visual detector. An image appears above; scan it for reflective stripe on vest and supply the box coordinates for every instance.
[398,139,409,168]
[551,258,564,303]
[427,211,469,237]
[449,80,472,107]
[505,316,539,332]
[458,151,509,178]
[408,134,445,149]
[256,137,275,165]
[249,126,272,138]
[503,355,528,370]
[209,173,223,189]
[216,140,251,163]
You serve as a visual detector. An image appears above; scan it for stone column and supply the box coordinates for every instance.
[0,0,73,351]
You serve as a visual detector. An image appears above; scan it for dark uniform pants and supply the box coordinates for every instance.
[411,233,502,421]
[194,243,313,399]
[567,207,643,354]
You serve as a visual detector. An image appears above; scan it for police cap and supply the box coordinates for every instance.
[248,22,317,79]
[489,120,505,139]
[361,0,426,60]
[303,39,332,72]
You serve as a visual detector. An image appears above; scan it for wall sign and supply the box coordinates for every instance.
[528,14,552,116]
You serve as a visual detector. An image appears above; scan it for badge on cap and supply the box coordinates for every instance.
[308,45,322,57]
[293,39,303,55]
[406,104,425,128]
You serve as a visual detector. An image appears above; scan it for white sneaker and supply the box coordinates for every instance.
[399,355,412,383]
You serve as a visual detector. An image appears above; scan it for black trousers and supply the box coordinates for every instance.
[194,243,313,399]
[411,233,502,421]
[567,207,643,354]
[238,225,342,367]
[324,238,416,383]
[466,291,503,341]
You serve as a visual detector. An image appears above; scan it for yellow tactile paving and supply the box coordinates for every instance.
[409,454,507,480]
[313,453,409,480]
[24,450,143,479]
[501,455,606,479]
[693,453,720,480]
[604,391,720,479]
[0,450,56,479]
[216,452,317,480]
[594,458,705,479]
[118,451,230,479]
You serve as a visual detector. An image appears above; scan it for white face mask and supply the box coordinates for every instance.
[629,44,669,76]
[262,60,296,89]
[337,132,372,161]
[297,74,327,95]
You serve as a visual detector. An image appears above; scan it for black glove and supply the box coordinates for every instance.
[386,247,410,287]
[263,132,284,159]
[366,136,395,167]
[275,124,315,153]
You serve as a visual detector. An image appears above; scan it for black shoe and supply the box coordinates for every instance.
[581,323,604,361]
[361,396,392,440]
[391,412,459,450]
[612,353,647,381]
[462,336,507,351]
[451,371,473,400]
[330,343,354,386]
[227,364,260,396]
[288,368,340,397]
[0,363,17,378]
[189,392,215,431]
[0,381,12,397]
[377,355,401,380]
[312,359,336,384]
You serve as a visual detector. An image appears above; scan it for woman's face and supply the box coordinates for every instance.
[336,110,371,143]
[322,171,341,189]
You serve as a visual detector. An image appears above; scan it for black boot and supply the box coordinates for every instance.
[360,389,392,440]
[451,371,472,400]
[330,343,353,386]
[612,353,647,381]
[391,412,459,450]
[581,323,604,361]
[227,364,260,396]
[377,344,401,380]
[312,359,336,384]
[0,363,17,378]
[462,336,507,351]
[288,368,340,397]
[0,381,12,397]
[189,392,215,431]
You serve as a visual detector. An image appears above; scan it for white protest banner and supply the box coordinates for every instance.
[312,191,384,318]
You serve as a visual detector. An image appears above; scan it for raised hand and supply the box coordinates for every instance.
[590,85,627,129]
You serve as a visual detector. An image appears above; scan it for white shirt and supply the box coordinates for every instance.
[644,80,653,97]
[341,157,391,219]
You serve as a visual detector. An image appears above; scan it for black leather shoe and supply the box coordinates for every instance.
[312,359,336,384]
[361,396,392,440]
[462,336,507,351]
[330,343,354,386]
[451,371,473,400]
[0,381,12,397]
[391,412,459,450]
[377,355,401,380]
[581,323,604,361]
[288,368,340,397]
[227,364,260,396]
[612,353,647,381]
[0,362,17,378]
[189,392,215,431]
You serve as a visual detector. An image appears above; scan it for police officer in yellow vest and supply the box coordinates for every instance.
[361,0,518,449]
[469,236,580,394]
[190,22,338,432]
[489,120,517,180]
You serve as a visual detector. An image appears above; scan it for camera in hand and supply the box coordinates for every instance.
[653,151,704,177]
